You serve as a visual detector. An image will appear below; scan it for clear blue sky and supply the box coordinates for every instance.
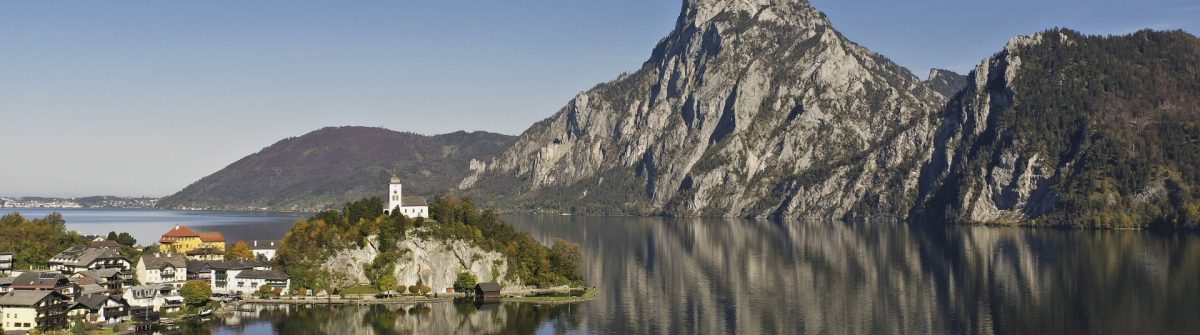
[1,0,1195,197]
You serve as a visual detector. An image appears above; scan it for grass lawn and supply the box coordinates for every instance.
[341,284,381,295]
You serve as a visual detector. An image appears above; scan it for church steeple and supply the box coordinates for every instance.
[388,175,403,212]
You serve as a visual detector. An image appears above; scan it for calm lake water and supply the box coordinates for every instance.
[4,208,1199,334]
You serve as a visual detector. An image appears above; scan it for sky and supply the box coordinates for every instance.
[1,0,1196,198]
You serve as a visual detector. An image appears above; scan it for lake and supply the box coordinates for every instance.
[4,208,1199,334]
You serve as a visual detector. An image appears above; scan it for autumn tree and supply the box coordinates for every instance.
[226,241,254,261]
[180,281,212,307]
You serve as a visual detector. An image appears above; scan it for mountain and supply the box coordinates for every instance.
[158,127,515,211]
[924,68,969,99]
[459,0,946,218]
[916,29,1200,229]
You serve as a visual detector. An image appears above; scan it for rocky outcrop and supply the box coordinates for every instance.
[323,234,513,292]
[461,0,945,219]
[924,68,968,99]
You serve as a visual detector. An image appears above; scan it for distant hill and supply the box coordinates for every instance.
[158,127,515,212]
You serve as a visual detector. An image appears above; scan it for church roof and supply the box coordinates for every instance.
[390,176,402,184]
[401,196,427,207]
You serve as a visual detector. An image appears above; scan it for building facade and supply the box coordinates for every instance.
[0,290,70,332]
[122,284,183,314]
[159,225,225,254]
[248,240,280,261]
[48,246,131,274]
[136,254,188,287]
[0,252,12,277]
[386,176,429,218]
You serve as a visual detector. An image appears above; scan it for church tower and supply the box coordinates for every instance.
[388,175,403,213]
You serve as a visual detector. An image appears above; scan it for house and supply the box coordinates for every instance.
[159,225,225,254]
[203,260,271,296]
[122,284,183,314]
[136,253,188,287]
[0,276,12,294]
[474,282,501,303]
[10,271,75,298]
[0,290,70,332]
[384,176,429,218]
[48,245,131,274]
[68,293,128,324]
[0,251,12,276]
[248,240,280,261]
[72,268,132,294]
[185,247,225,261]
[231,269,290,296]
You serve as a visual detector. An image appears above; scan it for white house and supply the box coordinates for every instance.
[200,260,273,296]
[48,246,131,274]
[0,290,70,332]
[231,269,290,296]
[136,253,188,287]
[248,240,280,261]
[122,284,183,314]
[68,293,128,324]
[386,176,428,218]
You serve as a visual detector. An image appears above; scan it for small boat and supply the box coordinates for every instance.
[199,309,213,317]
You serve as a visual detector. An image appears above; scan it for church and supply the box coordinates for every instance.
[386,176,429,218]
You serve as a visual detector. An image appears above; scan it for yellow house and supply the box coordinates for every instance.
[159,225,225,254]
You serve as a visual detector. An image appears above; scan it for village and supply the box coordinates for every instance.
[0,177,524,334]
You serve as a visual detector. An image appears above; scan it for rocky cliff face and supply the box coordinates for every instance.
[916,29,1200,227]
[462,0,945,219]
[323,233,513,292]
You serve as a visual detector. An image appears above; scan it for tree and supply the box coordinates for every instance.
[548,239,584,284]
[454,271,477,293]
[107,231,119,242]
[227,241,254,261]
[377,275,398,295]
[180,281,213,307]
[116,232,137,247]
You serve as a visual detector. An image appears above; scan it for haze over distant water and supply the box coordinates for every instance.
[2,0,1195,198]
[1,208,301,245]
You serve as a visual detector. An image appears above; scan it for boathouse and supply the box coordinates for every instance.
[474,282,501,302]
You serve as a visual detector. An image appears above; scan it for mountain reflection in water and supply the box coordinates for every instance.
[142,214,1197,334]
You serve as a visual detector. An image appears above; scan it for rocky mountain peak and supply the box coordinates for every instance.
[681,0,822,27]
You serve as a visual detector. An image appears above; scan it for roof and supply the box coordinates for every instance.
[198,232,225,243]
[80,268,124,279]
[11,271,67,288]
[235,269,289,280]
[401,196,428,207]
[71,276,99,286]
[79,283,107,295]
[72,294,112,310]
[207,259,268,271]
[88,240,123,249]
[162,225,199,238]
[139,254,187,270]
[0,251,12,255]
[0,290,63,307]
[475,282,501,293]
[248,240,281,250]
[50,246,126,267]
